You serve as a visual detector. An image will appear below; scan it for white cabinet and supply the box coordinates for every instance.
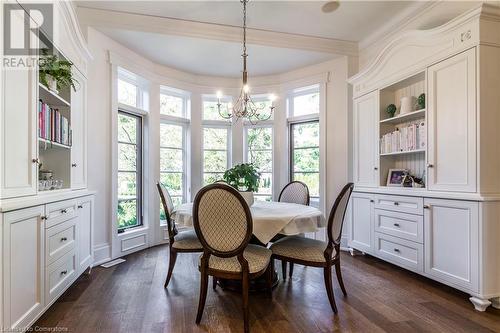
[427,49,477,192]
[3,206,45,329]
[424,198,479,292]
[76,196,93,274]
[71,71,87,189]
[349,192,374,253]
[353,91,379,187]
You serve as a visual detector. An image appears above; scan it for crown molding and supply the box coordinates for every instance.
[77,6,358,57]
[57,1,93,61]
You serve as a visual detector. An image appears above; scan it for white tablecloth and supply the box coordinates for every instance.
[171,201,325,244]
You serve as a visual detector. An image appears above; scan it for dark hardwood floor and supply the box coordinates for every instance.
[34,245,500,332]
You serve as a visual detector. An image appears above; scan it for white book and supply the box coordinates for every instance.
[418,121,426,149]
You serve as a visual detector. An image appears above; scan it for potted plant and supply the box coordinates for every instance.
[39,49,78,93]
[223,163,261,206]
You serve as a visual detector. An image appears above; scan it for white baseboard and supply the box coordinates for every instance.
[93,243,111,266]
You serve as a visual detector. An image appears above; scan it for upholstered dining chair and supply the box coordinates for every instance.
[278,181,310,206]
[270,183,354,313]
[157,182,203,288]
[193,183,273,333]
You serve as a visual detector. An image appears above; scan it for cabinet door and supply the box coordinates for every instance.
[427,48,476,192]
[71,70,87,189]
[349,192,374,253]
[76,196,93,274]
[424,198,479,292]
[353,91,379,187]
[3,206,45,329]
[1,6,38,198]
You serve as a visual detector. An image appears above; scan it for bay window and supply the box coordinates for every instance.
[245,126,273,201]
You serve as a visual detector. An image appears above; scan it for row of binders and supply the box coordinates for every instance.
[38,100,72,146]
[380,121,426,154]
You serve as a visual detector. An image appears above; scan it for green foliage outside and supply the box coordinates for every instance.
[118,200,138,229]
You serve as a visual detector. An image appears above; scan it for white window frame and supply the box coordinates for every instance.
[287,84,320,121]
[244,124,274,200]
[117,67,149,112]
[202,124,232,184]
[160,86,191,119]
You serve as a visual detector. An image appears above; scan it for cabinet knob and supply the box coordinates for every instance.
[61,237,67,242]
[71,163,77,167]
[77,204,83,209]
[423,205,430,209]
[393,223,400,227]
[393,202,399,206]
[41,215,47,220]
[61,209,67,214]
[370,199,374,203]
[393,248,400,253]
[61,270,67,275]
[427,164,434,168]
[32,158,39,164]
[374,167,378,170]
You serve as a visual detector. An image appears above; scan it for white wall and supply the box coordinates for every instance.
[85,27,355,262]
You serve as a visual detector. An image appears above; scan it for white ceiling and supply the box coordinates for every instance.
[79,1,414,41]
[98,27,337,77]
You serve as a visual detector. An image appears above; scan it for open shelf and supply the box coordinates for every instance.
[38,137,71,150]
[39,83,70,108]
[380,109,425,124]
[380,149,425,157]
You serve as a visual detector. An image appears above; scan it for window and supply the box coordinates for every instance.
[203,95,231,121]
[160,86,189,118]
[117,111,142,231]
[118,79,137,107]
[117,67,149,111]
[246,127,273,201]
[289,85,320,118]
[203,127,229,184]
[290,121,320,205]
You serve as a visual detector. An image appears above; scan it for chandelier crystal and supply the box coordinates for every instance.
[216,0,276,124]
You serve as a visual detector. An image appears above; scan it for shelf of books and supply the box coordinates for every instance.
[379,72,427,188]
[37,50,72,192]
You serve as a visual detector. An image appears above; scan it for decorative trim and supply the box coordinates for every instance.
[93,243,111,266]
[58,1,93,62]
[77,6,357,56]
[469,296,491,312]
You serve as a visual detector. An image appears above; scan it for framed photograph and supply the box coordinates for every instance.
[386,169,408,187]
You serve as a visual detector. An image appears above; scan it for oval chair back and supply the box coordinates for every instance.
[193,183,253,258]
[157,182,178,242]
[327,183,354,248]
[278,181,310,205]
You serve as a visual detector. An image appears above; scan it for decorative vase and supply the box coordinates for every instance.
[400,96,415,115]
[46,75,58,94]
[239,191,254,207]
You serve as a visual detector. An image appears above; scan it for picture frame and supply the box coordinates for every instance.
[386,169,408,187]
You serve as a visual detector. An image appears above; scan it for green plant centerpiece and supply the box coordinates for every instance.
[386,104,397,118]
[39,49,78,93]
[223,163,261,206]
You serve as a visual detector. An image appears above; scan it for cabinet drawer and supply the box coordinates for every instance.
[45,199,77,228]
[46,250,77,304]
[374,209,423,243]
[374,195,423,215]
[374,233,423,272]
[46,219,77,265]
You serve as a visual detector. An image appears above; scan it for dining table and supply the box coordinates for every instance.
[171,200,326,245]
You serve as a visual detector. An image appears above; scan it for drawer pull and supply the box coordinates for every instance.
[60,237,68,242]
[374,167,378,170]
[427,164,434,168]
[71,163,77,167]
[61,209,67,214]
[61,270,68,275]
[423,205,430,209]
[393,223,400,227]
[77,205,83,209]
[41,216,48,220]
[370,200,374,203]
[393,248,401,253]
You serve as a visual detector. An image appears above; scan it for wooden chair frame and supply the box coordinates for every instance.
[193,183,273,333]
[273,183,354,313]
[278,180,310,206]
[157,182,203,288]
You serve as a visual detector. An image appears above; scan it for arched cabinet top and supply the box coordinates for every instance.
[348,4,500,98]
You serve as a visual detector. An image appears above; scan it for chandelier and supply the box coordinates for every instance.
[216,0,276,124]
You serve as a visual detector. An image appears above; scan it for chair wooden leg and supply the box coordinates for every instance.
[281,260,287,280]
[212,276,217,290]
[289,262,294,278]
[267,259,274,296]
[164,249,178,288]
[196,270,209,324]
[242,272,250,333]
[324,265,338,314]
[335,260,347,297]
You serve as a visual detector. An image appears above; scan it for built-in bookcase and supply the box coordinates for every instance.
[37,48,72,191]
[379,72,426,187]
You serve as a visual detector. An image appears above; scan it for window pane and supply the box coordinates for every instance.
[160,123,183,148]
[160,148,183,172]
[160,94,184,117]
[248,150,272,172]
[118,113,137,144]
[293,148,319,172]
[118,172,137,199]
[118,143,137,171]
[255,195,272,202]
[204,173,224,185]
[203,127,227,150]
[257,172,272,195]
[203,100,230,120]
[293,122,319,147]
[247,127,272,150]
[118,79,137,107]
[250,100,273,121]
[203,150,227,172]
[293,92,319,116]
[160,173,183,196]
[118,200,138,229]
[293,172,319,197]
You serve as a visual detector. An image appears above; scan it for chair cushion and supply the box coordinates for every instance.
[270,236,335,263]
[172,230,202,250]
[199,244,272,274]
